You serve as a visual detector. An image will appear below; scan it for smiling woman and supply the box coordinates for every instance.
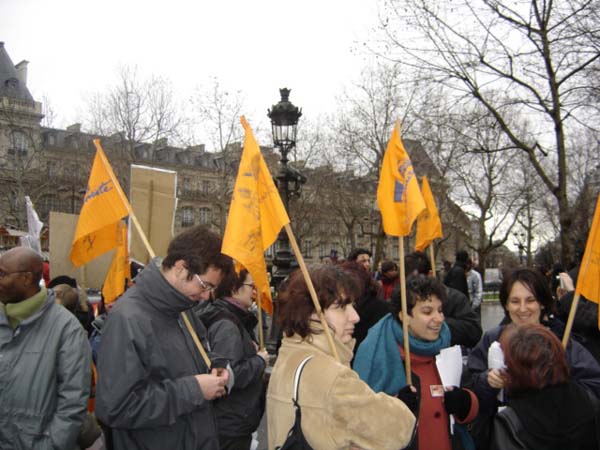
[353,276,479,450]
[467,268,600,449]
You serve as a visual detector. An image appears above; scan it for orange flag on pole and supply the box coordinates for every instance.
[575,195,600,326]
[221,116,290,315]
[70,139,129,267]
[102,221,131,305]
[377,123,426,237]
[415,176,443,251]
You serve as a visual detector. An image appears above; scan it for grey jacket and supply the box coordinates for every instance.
[0,289,92,450]
[95,260,219,450]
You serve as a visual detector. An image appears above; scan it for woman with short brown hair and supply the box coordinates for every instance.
[267,264,417,450]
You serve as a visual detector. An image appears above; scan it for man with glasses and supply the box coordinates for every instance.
[0,247,91,450]
[96,225,234,450]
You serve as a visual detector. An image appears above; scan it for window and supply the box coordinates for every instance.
[39,194,60,220]
[202,180,211,194]
[46,160,58,177]
[303,240,312,258]
[181,206,194,227]
[9,130,28,160]
[199,207,211,225]
[265,245,273,258]
[182,177,192,191]
[319,243,327,258]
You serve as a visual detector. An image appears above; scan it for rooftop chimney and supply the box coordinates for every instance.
[15,60,29,87]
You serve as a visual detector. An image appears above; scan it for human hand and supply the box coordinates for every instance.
[397,385,419,416]
[257,350,270,365]
[195,373,227,400]
[443,386,471,420]
[487,368,506,389]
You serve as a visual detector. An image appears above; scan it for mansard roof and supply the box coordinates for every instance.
[0,42,34,103]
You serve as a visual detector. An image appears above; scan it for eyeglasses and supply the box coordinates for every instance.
[194,274,216,292]
[0,270,30,279]
[243,282,256,290]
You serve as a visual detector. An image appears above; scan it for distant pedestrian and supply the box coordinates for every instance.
[466,258,483,315]
[444,250,470,300]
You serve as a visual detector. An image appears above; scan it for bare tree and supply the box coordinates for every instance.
[374,0,600,264]
[190,77,245,234]
[85,65,185,162]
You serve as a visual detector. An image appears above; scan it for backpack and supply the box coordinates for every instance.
[276,355,315,450]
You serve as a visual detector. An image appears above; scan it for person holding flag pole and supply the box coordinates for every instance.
[415,176,443,278]
[562,194,600,347]
[354,122,478,450]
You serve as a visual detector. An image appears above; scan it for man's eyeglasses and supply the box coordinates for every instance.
[194,274,216,292]
[0,270,30,279]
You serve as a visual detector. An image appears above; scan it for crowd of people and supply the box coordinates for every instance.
[1,227,599,450]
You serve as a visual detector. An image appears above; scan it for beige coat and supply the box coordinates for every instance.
[267,327,416,450]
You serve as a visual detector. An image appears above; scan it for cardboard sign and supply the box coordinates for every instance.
[129,165,177,264]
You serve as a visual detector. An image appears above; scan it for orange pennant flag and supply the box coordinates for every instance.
[415,176,443,251]
[221,116,290,315]
[575,195,600,327]
[70,139,130,267]
[102,221,131,305]
[377,123,426,237]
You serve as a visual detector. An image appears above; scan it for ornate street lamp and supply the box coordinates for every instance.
[266,88,304,353]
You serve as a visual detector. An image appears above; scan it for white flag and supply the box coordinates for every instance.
[24,196,43,254]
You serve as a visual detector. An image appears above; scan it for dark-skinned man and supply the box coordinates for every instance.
[0,247,91,450]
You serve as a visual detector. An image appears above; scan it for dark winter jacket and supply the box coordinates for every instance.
[95,260,219,450]
[353,294,394,353]
[467,320,600,449]
[444,262,470,301]
[491,382,600,450]
[444,287,482,348]
[558,291,600,364]
[196,298,266,438]
[0,289,91,450]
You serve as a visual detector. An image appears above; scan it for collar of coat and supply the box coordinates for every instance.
[286,321,355,366]
[134,259,198,318]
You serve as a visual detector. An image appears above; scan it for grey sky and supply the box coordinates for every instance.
[1,0,379,131]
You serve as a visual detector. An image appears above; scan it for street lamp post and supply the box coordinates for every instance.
[266,88,304,354]
[514,232,526,265]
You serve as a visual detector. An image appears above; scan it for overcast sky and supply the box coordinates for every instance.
[1,0,379,134]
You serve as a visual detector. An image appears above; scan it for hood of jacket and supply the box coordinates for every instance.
[199,298,258,335]
[133,258,197,318]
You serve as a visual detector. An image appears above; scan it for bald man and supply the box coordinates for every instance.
[0,247,91,450]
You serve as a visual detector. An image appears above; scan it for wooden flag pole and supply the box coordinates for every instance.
[429,245,437,279]
[257,292,265,351]
[399,236,412,384]
[285,223,340,362]
[562,293,581,348]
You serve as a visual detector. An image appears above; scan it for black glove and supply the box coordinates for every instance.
[397,385,420,417]
[443,387,471,420]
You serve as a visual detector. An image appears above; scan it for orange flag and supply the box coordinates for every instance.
[221,116,290,315]
[415,176,443,251]
[377,123,426,237]
[575,195,600,326]
[102,221,131,305]
[70,139,129,267]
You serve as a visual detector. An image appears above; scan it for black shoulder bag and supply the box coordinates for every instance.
[276,355,315,450]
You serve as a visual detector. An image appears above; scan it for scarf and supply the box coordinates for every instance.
[353,313,451,395]
[4,287,47,329]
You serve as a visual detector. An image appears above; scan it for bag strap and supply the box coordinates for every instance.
[293,355,314,403]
